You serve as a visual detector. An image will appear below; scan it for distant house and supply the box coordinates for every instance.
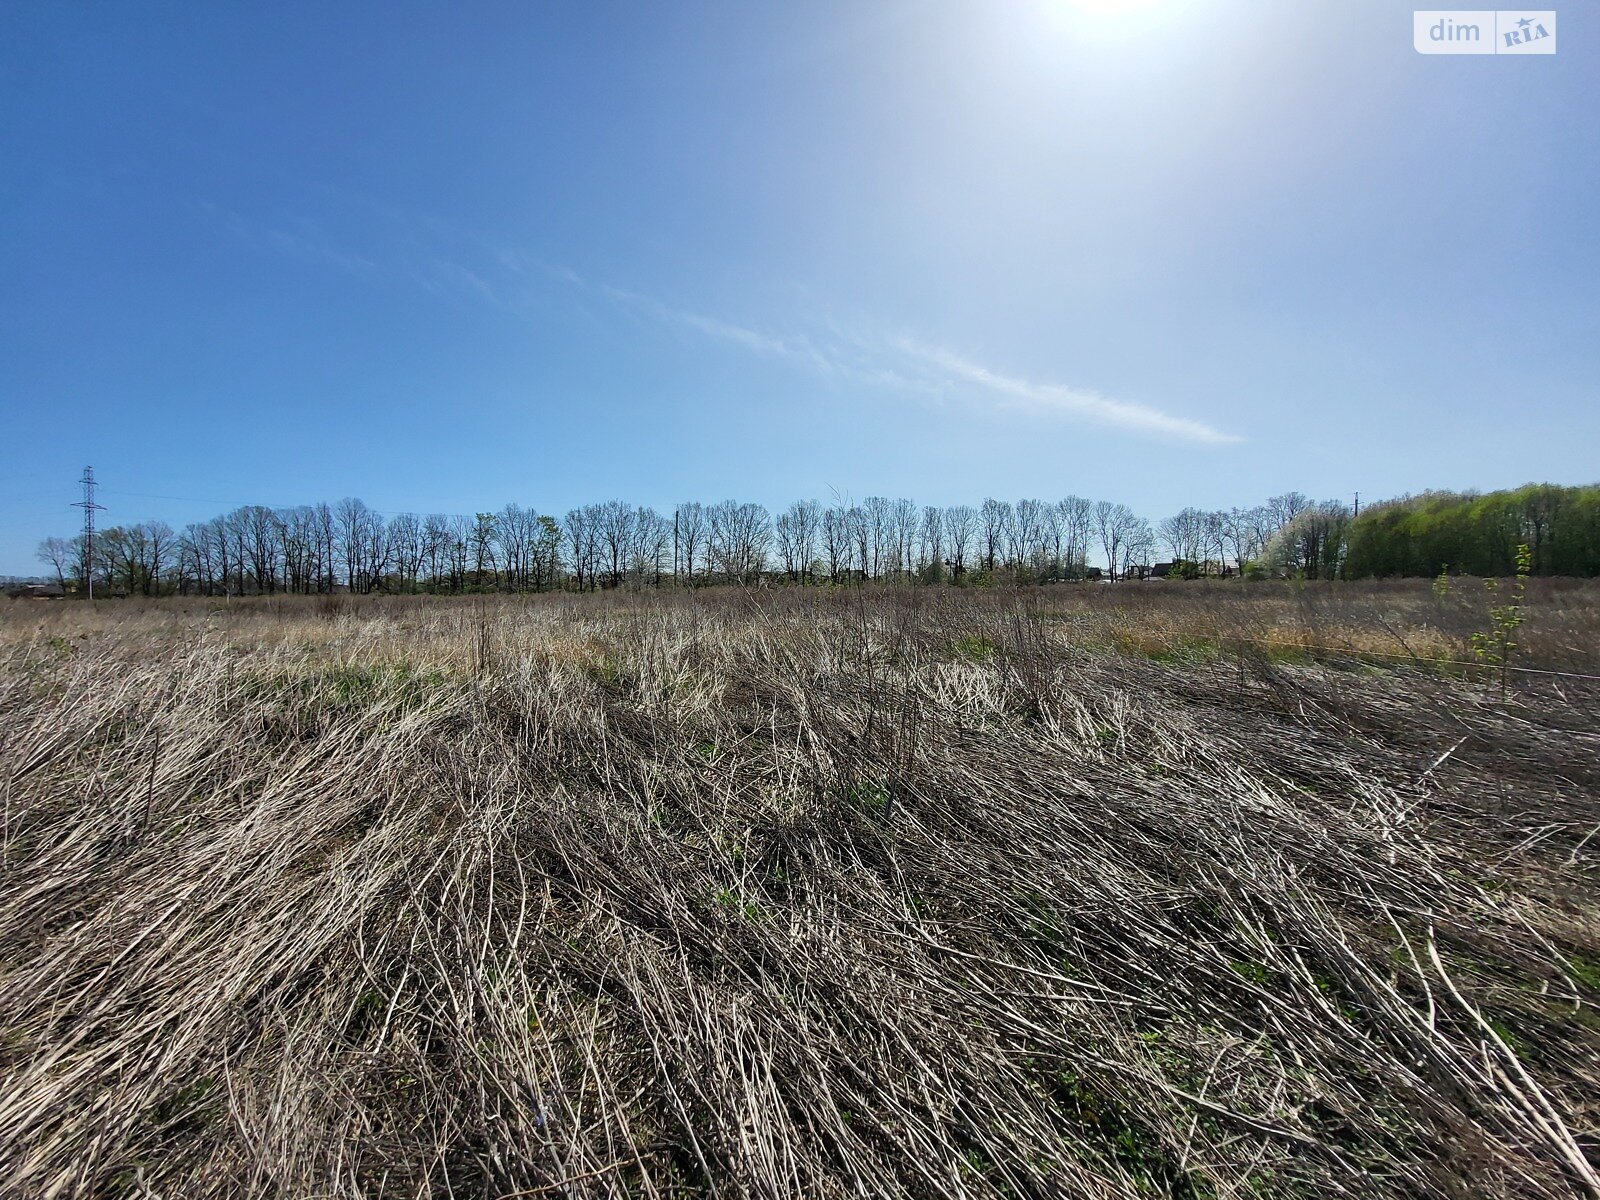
[6,583,65,600]
[1149,562,1174,579]
[1083,567,1104,581]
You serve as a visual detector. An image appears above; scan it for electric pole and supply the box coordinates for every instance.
[72,466,105,600]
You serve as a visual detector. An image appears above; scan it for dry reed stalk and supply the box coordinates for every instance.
[0,586,1596,1198]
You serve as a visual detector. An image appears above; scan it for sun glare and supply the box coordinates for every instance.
[1057,0,1169,14]
[1040,0,1193,39]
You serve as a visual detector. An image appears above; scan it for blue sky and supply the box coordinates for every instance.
[2,0,1596,573]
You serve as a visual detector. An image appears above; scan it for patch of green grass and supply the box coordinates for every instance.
[712,887,764,922]
[1311,973,1363,1023]
[1048,1067,1214,1198]
[942,634,999,663]
[1109,630,1222,664]
[1229,959,1272,986]
[958,1148,991,1178]
[1018,887,1067,952]
[1261,642,1314,665]
[578,656,626,693]
[146,1075,217,1136]
[1564,952,1600,993]
[845,778,890,814]
[242,661,449,710]
[1487,1016,1528,1056]
[1154,635,1223,665]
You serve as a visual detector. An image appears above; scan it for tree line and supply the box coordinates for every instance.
[31,484,1596,597]
[34,493,1321,596]
[1343,484,1600,579]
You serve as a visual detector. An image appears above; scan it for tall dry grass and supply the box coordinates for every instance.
[0,584,1597,1198]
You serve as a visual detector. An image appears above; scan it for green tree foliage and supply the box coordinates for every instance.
[1344,484,1600,578]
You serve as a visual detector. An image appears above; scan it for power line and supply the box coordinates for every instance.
[71,466,106,601]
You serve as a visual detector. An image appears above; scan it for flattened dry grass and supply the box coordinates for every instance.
[0,584,1597,1198]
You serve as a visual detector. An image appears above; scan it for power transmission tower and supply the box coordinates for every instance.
[72,466,105,600]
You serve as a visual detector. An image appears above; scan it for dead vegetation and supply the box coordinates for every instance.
[0,583,1597,1198]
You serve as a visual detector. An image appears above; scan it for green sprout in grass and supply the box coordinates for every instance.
[1471,543,1531,700]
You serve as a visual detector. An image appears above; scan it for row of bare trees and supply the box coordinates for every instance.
[1152,493,1328,577]
[35,492,1323,595]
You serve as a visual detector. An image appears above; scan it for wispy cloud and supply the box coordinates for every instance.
[428,258,498,305]
[592,286,1240,445]
[601,286,797,360]
[202,188,1238,446]
[888,338,1242,445]
[199,200,376,276]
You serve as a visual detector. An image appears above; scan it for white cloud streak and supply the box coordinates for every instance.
[889,337,1242,445]
[204,189,1238,446]
[199,200,376,276]
[598,287,1241,445]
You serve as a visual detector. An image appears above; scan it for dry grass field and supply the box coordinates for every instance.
[1,581,1598,1199]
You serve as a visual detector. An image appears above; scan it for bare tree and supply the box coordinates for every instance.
[708,501,771,584]
[462,513,494,590]
[1220,506,1264,574]
[673,502,707,587]
[628,507,668,587]
[388,512,425,592]
[446,515,474,591]
[776,500,821,583]
[563,507,600,592]
[943,505,978,581]
[1013,499,1048,578]
[918,506,944,582]
[1094,500,1139,581]
[1121,517,1156,580]
[534,515,563,592]
[1264,500,1352,579]
[889,498,918,581]
[861,497,893,579]
[35,536,74,591]
[276,507,317,593]
[846,505,869,580]
[1264,492,1311,539]
[594,500,635,589]
[336,499,368,592]
[1056,497,1093,579]
[1158,507,1208,567]
[423,514,451,590]
[143,521,174,595]
[177,525,210,595]
[821,505,852,583]
[496,505,539,591]
[980,498,1010,573]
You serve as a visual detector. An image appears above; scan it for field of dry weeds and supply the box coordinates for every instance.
[1,583,1598,1199]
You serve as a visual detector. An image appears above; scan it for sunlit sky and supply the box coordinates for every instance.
[2,0,1596,572]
